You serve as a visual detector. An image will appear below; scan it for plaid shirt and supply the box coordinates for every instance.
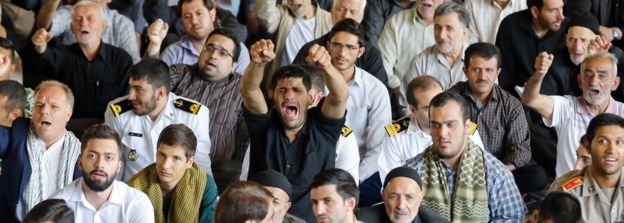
[405,139,527,222]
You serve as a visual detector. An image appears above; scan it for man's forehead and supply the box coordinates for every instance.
[567,26,595,37]
[331,32,359,43]
[434,12,460,25]
[468,56,499,68]
[276,77,305,86]
[595,125,624,136]
[35,86,66,101]
[583,58,613,72]
[336,0,363,8]
[207,35,235,50]
[73,4,103,17]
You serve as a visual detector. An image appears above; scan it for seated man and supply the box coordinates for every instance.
[129,124,218,223]
[378,75,485,183]
[449,42,546,194]
[406,91,526,222]
[293,0,389,90]
[52,124,154,222]
[250,169,305,223]
[0,80,81,223]
[522,52,624,176]
[0,80,26,127]
[357,167,449,223]
[322,18,392,206]
[36,0,140,63]
[215,181,274,223]
[526,191,582,223]
[309,168,362,223]
[144,0,250,74]
[31,0,132,119]
[362,0,414,45]
[574,135,591,171]
[548,113,624,222]
[104,58,211,181]
[241,39,348,221]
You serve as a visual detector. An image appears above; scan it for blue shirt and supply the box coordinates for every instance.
[405,140,527,222]
[160,36,250,75]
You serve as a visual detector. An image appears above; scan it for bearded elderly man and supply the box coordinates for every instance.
[31,0,132,119]
[523,51,624,177]
[0,81,82,223]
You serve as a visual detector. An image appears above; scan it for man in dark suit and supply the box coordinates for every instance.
[357,167,448,223]
[0,80,81,223]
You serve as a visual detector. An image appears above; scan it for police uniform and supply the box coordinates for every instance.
[548,167,624,223]
[104,92,212,181]
[378,116,485,183]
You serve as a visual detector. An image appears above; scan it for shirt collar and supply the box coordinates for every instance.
[577,96,618,115]
[351,67,364,87]
[160,92,178,121]
[582,167,624,197]
[72,179,123,209]
[72,42,109,61]
[181,36,201,57]
[407,117,431,139]
[434,44,467,65]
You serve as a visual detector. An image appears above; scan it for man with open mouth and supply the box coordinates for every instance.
[548,113,624,223]
[51,124,154,223]
[241,38,349,222]
[523,51,624,177]
[0,80,81,223]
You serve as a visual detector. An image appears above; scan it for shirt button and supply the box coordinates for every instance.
[287,164,291,168]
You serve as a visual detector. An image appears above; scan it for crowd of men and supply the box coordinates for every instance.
[0,0,623,222]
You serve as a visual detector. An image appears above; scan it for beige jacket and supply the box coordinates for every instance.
[255,0,333,88]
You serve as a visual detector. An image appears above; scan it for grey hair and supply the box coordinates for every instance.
[580,52,619,77]
[332,0,367,14]
[34,80,75,109]
[434,1,470,28]
[72,0,107,21]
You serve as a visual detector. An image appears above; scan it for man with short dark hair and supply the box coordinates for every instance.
[0,80,81,223]
[104,58,211,181]
[250,169,305,223]
[309,168,361,223]
[241,38,348,221]
[406,91,526,222]
[52,124,154,222]
[526,191,582,223]
[448,42,546,194]
[0,80,26,127]
[215,181,274,223]
[129,124,218,223]
[548,113,624,222]
[357,167,449,223]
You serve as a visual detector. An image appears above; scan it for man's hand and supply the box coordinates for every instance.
[147,19,168,46]
[588,35,612,54]
[534,51,553,77]
[32,28,53,54]
[250,39,276,64]
[305,44,333,70]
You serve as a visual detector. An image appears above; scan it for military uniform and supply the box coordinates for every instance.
[104,92,212,181]
[549,167,624,223]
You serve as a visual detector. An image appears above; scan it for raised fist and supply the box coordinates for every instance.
[147,19,168,46]
[534,51,554,76]
[305,44,332,69]
[32,28,53,54]
[250,39,276,64]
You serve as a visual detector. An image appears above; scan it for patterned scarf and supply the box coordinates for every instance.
[129,163,207,223]
[23,129,81,212]
[421,138,489,223]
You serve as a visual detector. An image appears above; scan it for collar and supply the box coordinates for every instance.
[180,36,201,57]
[350,67,365,87]
[434,44,467,66]
[490,0,512,9]
[71,41,108,61]
[411,10,429,25]
[407,117,431,140]
[576,96,618,115]
[581,167,624,197]
[71,179,123,210]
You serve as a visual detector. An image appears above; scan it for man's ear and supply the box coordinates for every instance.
[186,155,196,168]
[210,8,217,23]
[357,47,365,58]
[529,209,540,223]
[8,108,23,122]
[612,76,621,91]
[530,6,539,19]
[346,197,357,210]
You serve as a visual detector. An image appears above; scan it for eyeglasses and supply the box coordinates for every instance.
[328,42,360,51]
[203,44,233,58]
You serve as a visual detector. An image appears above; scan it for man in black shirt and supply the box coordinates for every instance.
[31,1,132,119]
[241,39,349,222]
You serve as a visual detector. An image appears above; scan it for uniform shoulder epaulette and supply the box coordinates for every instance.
[468,120,478,136]
[110,99,133,117]
[173,98,201,115]
[341,125,353,137]
[559,170,584,192]
[385,116,411,137]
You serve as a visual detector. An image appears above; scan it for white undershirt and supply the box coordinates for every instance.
[280,17,316,67]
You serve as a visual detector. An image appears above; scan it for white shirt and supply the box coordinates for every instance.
[545,96,624,177]
[325,67,392,181]
[464,0,526,43]
[378,9,435,89]
[104,92,212,181]
[377,118,486,183]
[281,17,316,67]
[52,179,155,223]
[239,133,361,182]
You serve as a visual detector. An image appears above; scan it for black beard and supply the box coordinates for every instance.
[82,170,116,192]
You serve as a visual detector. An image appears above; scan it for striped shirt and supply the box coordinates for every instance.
[169,64,249,161]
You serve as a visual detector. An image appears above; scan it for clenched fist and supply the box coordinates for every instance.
[250,39,276,64]
[534,51,554,76]
[305,44,332,69]
[147,19,168,46]
[32,28,53,54]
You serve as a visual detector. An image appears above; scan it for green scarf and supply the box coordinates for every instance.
[421,138,489,223]
[128,163,207,223]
